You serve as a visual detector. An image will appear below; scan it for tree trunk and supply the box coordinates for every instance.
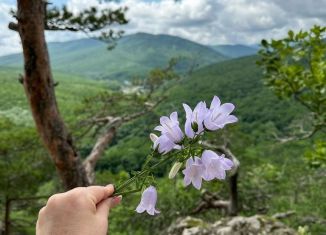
[15,0,89,190]
[228,172,238,216]
[4,197,10,235]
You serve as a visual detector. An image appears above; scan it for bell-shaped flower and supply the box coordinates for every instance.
[201,150,234,181]
[204,96,238,131]
[136,186,160,215]
[182,157,205,190]
[150,133,181,154]
[154,112,184,144]
[183,102,208,138]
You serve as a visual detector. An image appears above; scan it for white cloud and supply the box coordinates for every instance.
[65,0,326,45]
[0,0,325,56]
[0,1,86,56]
[0,3,20,56]
[218,1,288,31]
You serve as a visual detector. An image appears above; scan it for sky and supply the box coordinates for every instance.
[0,0,325,56]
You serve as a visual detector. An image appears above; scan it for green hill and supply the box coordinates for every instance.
[0,67,107,124]
[0,33,227,80]
[164,55,304,133]
[210,44,258,58]
[103,55,307,173]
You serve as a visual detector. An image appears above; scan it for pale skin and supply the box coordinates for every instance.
[36,185,121,235]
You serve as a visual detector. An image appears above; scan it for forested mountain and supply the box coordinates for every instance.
[161,55,303,133]
[116,55,305,147]
[210,44,259,58]
[0,33,227,79]
[95,54,309,185]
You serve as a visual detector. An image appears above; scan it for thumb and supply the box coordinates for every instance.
[97,196,122,217]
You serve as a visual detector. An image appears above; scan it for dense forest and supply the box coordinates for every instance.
[1,52,325,233]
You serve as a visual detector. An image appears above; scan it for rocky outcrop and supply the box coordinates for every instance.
[166,215,297,235]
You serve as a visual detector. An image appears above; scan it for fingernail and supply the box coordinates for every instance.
[113,195,122,204]
[106,184,114,191]
[109,196,122,209]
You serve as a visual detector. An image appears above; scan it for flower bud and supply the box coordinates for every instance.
[150,133,159,151]
[168,162,183,179]
[191,122,199,132]
[150,133,159,143]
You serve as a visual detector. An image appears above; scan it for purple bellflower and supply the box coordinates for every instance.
[152,112,184,154]
[182,157,205,190]
[204,96,238,131]
[150,133,180,154]
[154,112,184,144]
[201,150,234,181]
[183,102,208,138]
[136,186,160,215]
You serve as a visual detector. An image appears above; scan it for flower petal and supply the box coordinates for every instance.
[183,175,191,186]
[225,115,238,124]
[160,116,170,126]
[220,157,234,170]
[185,120,195,138]
[147,207,155,216]
[154,126,164,132]
[210,96,221,109]
[183,103,193,120]
[220,103,235,114]
[192,176,202,190]
[136,204,146,213]
[185,157,194,168]
[170,111,179,123]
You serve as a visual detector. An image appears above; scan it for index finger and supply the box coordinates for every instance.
[86,185,114,204]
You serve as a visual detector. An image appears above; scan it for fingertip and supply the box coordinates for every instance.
[105,184,115,194]
[112,195,122,207]
[107,196,122,209]
[97,195,122,217]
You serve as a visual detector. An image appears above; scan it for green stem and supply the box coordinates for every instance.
[115,188,142,196]
[114,151,177,195]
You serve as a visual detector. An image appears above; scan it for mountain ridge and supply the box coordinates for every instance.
[0,33,227,80]
[210,44,259,58]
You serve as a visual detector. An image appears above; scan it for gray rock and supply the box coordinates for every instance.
[166,217,210,235]
[165,215,297,235]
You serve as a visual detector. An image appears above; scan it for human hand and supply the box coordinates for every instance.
[36,185,121,235]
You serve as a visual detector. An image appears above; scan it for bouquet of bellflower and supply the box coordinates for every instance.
[114,96,237,215]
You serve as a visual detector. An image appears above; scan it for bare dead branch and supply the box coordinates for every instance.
[272,125,320,143]
[81,97,166,183]
[83,127,116,184]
